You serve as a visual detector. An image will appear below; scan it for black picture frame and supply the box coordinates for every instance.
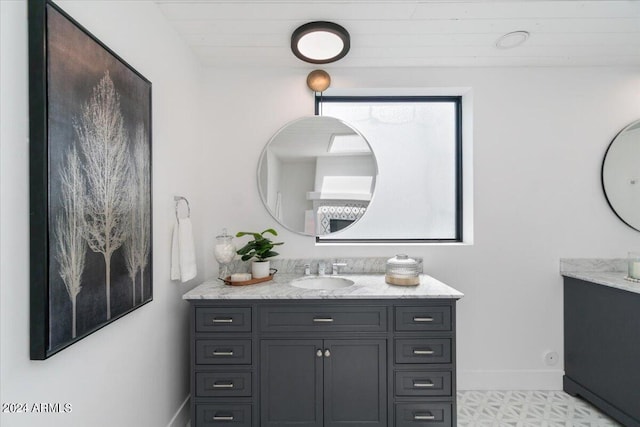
[29,0,153,359]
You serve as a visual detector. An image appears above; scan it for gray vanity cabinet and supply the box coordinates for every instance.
[189,299,457,427]
[563,277,640,426]
[260,339,386,427]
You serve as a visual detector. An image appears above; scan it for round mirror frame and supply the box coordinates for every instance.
[257,116,378,237]
[601,119,640,232]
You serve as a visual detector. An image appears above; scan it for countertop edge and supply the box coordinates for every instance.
[183,274,464,300]
[561,271,640,295]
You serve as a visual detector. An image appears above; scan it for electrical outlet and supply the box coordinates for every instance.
[544,351,559,366]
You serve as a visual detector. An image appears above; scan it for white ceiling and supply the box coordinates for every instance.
[155,0,640,68]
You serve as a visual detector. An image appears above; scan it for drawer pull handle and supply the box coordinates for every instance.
[413,381,435,388]
[413,349,435,355]
[213,415,234,421]
[213,350,234,356]
[212,318,233,323]
[313,317,334,323]
[413,316,434,322]
[414,413,435,421]
[213,382,234,389]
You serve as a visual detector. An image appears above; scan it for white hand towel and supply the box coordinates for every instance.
[170,218,197,282]
[178,217,197,282]
[170,220,181,280]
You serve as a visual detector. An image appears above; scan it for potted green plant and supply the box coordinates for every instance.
[235,229,284,278]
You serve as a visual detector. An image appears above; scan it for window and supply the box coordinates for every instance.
[316,96,462,243]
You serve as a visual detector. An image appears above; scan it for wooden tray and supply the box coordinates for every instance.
[219,269,277,286]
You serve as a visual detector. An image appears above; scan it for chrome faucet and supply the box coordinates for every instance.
[332,262,347,275]
[318,262,326,276]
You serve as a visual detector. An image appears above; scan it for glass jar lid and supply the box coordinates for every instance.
[386,254,419,277]
[387,254,418,268]
[216,228,233,242]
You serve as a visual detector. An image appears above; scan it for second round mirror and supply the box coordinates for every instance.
[258,116,378,236]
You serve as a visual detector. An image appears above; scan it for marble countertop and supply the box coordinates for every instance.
[183,273,464,300]
[560,258,640,295]
[560,271,640,295]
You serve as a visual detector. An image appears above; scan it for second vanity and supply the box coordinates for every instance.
[183,260,463,427]
[560,259,640,427]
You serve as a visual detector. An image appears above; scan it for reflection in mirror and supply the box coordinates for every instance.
[258,116,377,236]
[602,119,640,232]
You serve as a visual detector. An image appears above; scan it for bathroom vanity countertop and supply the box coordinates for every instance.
[561,271,640,295]
[183,274,464,300]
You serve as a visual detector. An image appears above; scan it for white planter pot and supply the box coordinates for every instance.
[251,260,270,279]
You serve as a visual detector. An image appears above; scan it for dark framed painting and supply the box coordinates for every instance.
[28,0,153,359]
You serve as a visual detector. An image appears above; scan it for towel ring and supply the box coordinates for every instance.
[174,196,190,220]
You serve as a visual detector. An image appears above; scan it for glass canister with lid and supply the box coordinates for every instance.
[385,254,420,286]
[214,228,236,279]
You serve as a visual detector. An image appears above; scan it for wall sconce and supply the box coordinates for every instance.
[307,69,331,93]
[291,21,350,64]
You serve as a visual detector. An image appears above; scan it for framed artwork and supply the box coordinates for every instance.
[28,0,153,359]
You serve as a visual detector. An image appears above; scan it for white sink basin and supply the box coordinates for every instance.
[290,276,355,290]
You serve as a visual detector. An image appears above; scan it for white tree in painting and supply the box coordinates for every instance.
[123,124,151,306]
[123,222,139,306]
[75,71,130,320]
[54,146,86,339]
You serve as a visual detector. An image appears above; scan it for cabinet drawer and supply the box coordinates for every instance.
[196,308,251,333]
[196,340,252,365]
[395,339,451,364]
[395,371,452,397]
[195,404,251,427]
[395,403,452,427]
[196,372,252,397]
[395,306,451,332]
[260,305,387,332]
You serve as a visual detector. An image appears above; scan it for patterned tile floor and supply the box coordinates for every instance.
[187,391,622,427]
[457,390,622,426]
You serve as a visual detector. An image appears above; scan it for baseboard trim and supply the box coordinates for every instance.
[167,395,190,427]
[458,369,563,390]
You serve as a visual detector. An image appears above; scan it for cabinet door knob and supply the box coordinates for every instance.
[324,349,331,358]
[413,413,435,420]
[316,349,323,357]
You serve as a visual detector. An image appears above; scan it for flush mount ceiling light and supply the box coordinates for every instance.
[291,21,350,64]
[495,31,530,49]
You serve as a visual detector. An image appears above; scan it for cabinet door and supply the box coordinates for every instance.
[260,340,324,427]
[323,339,387,427]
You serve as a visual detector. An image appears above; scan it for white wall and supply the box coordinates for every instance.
[202,66,640,389]
[1,1,205,426]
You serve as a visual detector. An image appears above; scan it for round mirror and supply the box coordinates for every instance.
[258,116,378,236]
[602,119,640,232]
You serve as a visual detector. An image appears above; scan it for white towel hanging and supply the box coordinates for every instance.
[171,196,197,282]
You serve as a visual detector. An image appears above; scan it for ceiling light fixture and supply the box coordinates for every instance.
[495,31,530,49]
[291,21,350,64]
